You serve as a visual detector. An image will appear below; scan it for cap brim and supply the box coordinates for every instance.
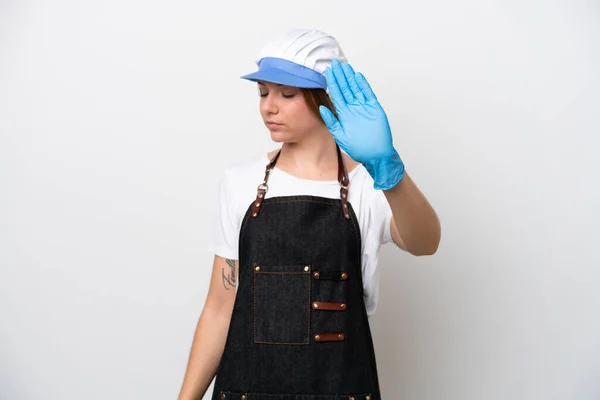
[240,68,325,89]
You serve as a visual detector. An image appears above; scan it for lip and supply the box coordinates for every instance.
[265,121,283,128]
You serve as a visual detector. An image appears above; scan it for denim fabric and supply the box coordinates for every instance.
[211,195,381,399]
[218,391,375,400]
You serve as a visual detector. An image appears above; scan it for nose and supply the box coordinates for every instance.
[260,93,279,115]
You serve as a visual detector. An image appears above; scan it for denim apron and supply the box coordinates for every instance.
[211,145,381,400]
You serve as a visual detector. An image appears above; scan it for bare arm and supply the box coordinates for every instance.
[384,171,441,256]
[177,255,238,400]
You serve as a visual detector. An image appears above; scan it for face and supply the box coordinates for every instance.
[257,81,324,142]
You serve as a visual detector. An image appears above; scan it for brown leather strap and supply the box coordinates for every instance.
[251,145,350,219]
[337,145,351,219]
[311,301,347,311]
[313,332,345,342]
[312,271,348,280]
[250,151,281,218]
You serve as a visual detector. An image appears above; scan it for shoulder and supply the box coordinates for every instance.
[349,163,392,230]
[217,149,277,206]
[344,154,361,175]
[347,160,375,196]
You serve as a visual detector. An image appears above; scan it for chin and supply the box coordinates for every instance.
[269,130,295,143]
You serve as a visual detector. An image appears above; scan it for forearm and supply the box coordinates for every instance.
[178,306,233,400]
[383,171,441,255]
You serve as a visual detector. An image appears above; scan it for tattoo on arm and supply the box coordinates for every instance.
[222,258,237,290]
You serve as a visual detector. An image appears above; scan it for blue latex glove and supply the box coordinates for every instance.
[319,59,405,190]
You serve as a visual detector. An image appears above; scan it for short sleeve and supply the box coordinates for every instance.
[368,188,394,246]
[209,170,240,260]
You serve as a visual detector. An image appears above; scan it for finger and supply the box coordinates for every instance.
[325,66,346,110]
[319,105,347,145]
[331,58,355,104]
[341,62,365,103]
[356,72,378,103]
[319,105,342,133]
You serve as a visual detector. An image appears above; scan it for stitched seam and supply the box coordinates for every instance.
[221,391,373,399]
[254,340,309,345]
[257,272,306,274]
[254,266,311,345]
[264,199,342,205]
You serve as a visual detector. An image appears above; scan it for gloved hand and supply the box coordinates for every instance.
[319,58,405,190]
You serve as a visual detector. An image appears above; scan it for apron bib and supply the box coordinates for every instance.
[211,145,381,400]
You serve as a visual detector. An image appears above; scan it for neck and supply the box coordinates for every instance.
[276,126,340,180]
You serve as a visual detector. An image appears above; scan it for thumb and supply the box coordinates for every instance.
[319,105,343,136]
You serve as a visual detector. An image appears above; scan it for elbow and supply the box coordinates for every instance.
[416,243,439,256]
[407,227,441,256]
[408,243,439,256]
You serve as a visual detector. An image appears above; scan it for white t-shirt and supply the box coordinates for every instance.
[208,152,395,317]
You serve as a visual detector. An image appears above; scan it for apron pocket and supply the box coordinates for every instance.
[253,263,312,344]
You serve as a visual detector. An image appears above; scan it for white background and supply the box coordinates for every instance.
[1,0,599,399]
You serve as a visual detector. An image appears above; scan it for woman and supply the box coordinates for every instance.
[178,28,441,400]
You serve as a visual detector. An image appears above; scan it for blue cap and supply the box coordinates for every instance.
[240,28,347,90]
[240,57,327,89]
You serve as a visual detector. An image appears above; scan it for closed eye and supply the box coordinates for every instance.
[259,92,295,99]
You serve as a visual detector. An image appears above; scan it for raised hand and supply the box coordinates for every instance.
[319,59,405,190]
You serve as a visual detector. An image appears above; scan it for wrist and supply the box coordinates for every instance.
[363,149,405,191]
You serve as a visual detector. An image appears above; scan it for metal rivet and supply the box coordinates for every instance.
[344,214,349,218]
[304,266,309,272]
[241,396,246,400]
[341,272,348,280]
[255,202,260,207]
[221,394,226,400]
[258,193,263,198]
[314,334,320,341]
[366,396,371,400]
[313,302,319,309]
[255,266,260,271]
[313,272,320,279]
[344,203,348,207]
[342,193,346,198]
[340,303,346,309]
[349,397,354,400]
[252,213,257,217]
